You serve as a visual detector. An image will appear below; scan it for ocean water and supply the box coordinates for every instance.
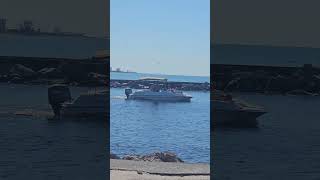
[0,84,107,179]
[214,93,320,180]
[110,88,210,163]
[111,72,210,83]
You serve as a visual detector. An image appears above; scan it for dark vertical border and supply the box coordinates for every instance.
[106,1,110,179]
[210,0,214,179]
[106,60,110,179]
[106,60,110,180]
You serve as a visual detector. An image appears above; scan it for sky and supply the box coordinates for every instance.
[111,0,210,76]
[0,0,108,37]
[212,0,320,48]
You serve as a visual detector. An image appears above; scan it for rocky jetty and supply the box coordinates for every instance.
[111,152,184,163]
[0,56,109,86]
[0,56,209,91]
[110,153,121,160]
[212,64,320,95]
[111,79,210,91]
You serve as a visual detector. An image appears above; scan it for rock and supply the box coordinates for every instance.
[88,72,107,79]
[10,64,36,78]
[286,89,317,96]
[86,72,108,85]
[110,153,120,159]
[212,64,320,94]
[264,75,293,93]
[143,152,184,163]
[38,67,62,78]
[110,80,209,91]
[122,152,184,163]
[122,155,141,161]
[225,78,241,91]
[10,76,23,83]
[38,67,55,74]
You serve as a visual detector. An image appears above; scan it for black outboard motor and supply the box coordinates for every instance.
[125,88,132,99]
[48,84,71,117]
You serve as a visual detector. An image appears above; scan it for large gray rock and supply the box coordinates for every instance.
[10,64,36,78]
[122,152,184,163]
[38,67,62,78]
[110,153,120,159]
[122,155,141,161]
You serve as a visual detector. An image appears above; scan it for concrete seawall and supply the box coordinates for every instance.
[110,159,210,180]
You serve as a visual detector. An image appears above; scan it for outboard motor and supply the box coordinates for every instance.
[48,84,71,117]
[125,88,133,99]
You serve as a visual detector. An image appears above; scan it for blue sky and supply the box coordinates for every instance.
[111,0,210,76]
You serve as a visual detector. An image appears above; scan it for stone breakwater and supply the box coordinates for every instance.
[0,56,109,86]
[111,79,210,91]
[110,152,184,163]
[212,64,320,95]
[0,56,210,91]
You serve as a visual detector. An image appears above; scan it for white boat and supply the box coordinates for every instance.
[212,90,266,127]
[48,85,108,118]
[60,90,108,118]
[125,88,192,102]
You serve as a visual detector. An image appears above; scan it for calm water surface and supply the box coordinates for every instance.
[214,93,320,180]
[0,84,107,179]
[110,88,210,163]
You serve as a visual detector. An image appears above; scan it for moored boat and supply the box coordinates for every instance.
[125,87,192,102]
[48,84,108,119]
[124,77,192,102]
[212,90,266,127]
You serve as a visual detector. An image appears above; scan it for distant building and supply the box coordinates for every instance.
[0,18,109,59]
[20,20,35,32]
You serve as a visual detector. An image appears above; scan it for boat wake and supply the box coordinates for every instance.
[0,105,53,118]
[111,96,126,99]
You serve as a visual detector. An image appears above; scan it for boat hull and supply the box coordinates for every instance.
[60,95,108,120]
[61,107,107,118]
[127,95,192,102]
[211,109,266,128]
